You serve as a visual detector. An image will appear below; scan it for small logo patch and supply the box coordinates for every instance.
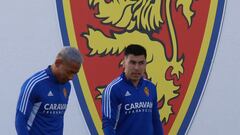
[63,88,67,98]
[125,91,131,97]
[48,91,53,97]
[144,87,149,97]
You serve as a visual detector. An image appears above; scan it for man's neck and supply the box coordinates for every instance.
[50,64,60,82]
[51,64,56,76]
[131,80,139,87]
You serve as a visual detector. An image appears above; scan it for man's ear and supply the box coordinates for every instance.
[122,58,126,68]
[55,58,62,67]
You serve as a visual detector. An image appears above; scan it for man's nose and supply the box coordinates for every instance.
[133,64,140,70]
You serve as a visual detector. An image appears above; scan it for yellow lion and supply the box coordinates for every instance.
[84,0,194,123]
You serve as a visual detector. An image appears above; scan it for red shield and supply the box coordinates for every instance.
[56,0,225,134]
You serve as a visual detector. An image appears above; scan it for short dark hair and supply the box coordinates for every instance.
[124,44,147,58]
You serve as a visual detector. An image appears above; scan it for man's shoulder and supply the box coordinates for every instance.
[143,78,155,86]
[24,69,50,87]
[20,69,49,97]
[107,77,123,86]
[63,81,71,91]
[27,68,47,79]
[105,77,123,93]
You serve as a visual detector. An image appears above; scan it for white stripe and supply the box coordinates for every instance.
[103,79,117,117]
[103,78,122,118]
[104,78,121,118]
[114,104,122,129]
[103,81,114,118]
[23,76,49,114]
[108,78,122,118]
[19,71,45,112]
[20,72,47,113]
[27,126,30,131]
[103,78,120,118]
[27,102,42,130]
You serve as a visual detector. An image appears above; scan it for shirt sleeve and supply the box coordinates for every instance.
[152,86,164,135]
[102,85,120,135]
[15,80,38,135]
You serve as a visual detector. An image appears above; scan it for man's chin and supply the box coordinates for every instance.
[131,76,141,81]
[58,79,68,84]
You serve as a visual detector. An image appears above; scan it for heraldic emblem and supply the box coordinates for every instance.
[56,0,225,134]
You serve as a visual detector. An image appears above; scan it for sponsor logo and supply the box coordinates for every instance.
[43,103,67,114]
[124,101,153,114]
[44,103,67,110]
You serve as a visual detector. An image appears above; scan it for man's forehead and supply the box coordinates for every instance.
[125,54,146,61]
[64,61,80,69]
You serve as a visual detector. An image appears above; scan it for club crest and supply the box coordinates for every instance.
[144,87,149,97]
[56,0,225,134]
[63,88,67,98]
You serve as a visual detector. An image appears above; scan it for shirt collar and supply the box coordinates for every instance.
[45,65,59,83]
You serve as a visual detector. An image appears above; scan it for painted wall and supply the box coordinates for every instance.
[0,0,239,135]
[188,0,240,134]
